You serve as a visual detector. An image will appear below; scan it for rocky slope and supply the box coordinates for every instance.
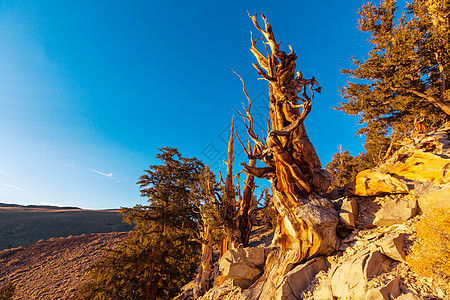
[193,126,450,300]
[0,232,129,299]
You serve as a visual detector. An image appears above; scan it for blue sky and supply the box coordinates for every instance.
[0,0,404,209]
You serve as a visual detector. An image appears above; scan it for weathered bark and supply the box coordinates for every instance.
[220,119,261,255]
[193,224,213,298]
[220,117,238,257]
[236,13,337,287]
[191,167,216,298]
[144,250,159,300]
[236,142,257,247]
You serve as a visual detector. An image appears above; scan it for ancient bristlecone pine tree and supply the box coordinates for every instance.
[238,12,338,274]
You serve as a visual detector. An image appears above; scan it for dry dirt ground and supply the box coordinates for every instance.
[0,232,129,299]
[0,209,274,300]
[0,204,131,250]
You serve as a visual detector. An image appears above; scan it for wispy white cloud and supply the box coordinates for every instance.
[90,169,121,183]
[65,163,75,168]
[0,182,25,191]
[90,169,114,178]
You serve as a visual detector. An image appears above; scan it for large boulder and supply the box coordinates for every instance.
[274,256,328,300]
[219,247,266,282]
[355,170,410,196]
[380,233,407,262]
[388,151,450,185]
[330,251,391,300]
[373,197,417,226]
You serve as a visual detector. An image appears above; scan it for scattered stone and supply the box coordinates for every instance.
[312,278,333,300]
[395,292,421,299]
[232,278,254,289]
[363,231,385,241]
[340,197,359,228]
[342,232,357,243]
[373,197,417,227]
[337,228,353,238]
[327,181,356,200]
[200,278,241,300]
[365,277,401,300]
[380,234,407,262]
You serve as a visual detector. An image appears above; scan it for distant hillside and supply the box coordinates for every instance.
[0,205,132,250]
[0,203,81,210]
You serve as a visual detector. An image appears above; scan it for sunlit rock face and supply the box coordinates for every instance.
[355,127,450,198]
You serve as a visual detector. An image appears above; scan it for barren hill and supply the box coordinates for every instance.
[0,204,131,250]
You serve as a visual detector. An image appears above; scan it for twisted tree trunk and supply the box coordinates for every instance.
[236,13,339,298]
[193,223,213,298]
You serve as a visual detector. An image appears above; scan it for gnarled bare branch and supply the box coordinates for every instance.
[241,162,276,180]
[233,70,268,152]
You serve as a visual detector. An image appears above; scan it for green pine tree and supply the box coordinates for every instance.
[338,0,450,145]
[0,283,15,300]
[80,147,209,300]
[325,147,369,190]
[329,0,450,186]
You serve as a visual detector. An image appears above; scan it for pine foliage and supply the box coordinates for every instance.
[325,148,369,190]
[0,283,15,300]
[80,147,208,300]
[338,0,450,141]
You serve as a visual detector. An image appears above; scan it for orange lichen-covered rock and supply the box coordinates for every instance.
[355,170,410,196]
[354,126,450,197]
[388,151,450,185]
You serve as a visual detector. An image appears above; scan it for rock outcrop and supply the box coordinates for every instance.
[355,170,410,196]
[355,127,450,200]
[329,250,392,299]
[200,194,339,300]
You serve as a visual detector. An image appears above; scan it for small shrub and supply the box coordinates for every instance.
[0,283,16,300]
[406,208,450,278]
